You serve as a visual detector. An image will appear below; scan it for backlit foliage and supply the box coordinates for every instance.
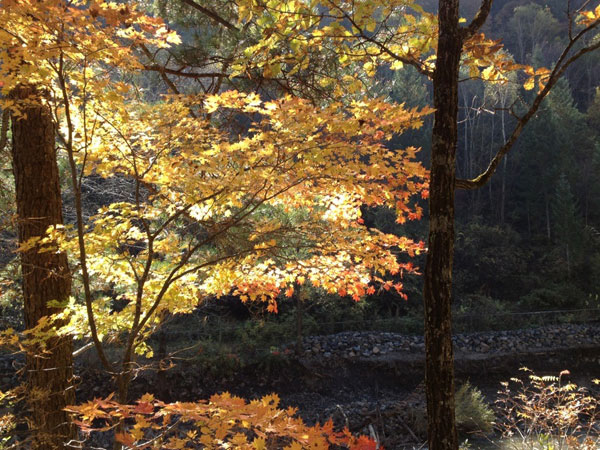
[50,91,429,349]
[496,369,600,449]
[0,1,426,446]
[2,0,599,447]
[211,0,552,93]
[0,0,428,357]
[69,392,379,449]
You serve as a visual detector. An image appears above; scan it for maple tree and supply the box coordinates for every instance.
[1,0,599,449]
[0,0,427,447]
[54,90,427,403]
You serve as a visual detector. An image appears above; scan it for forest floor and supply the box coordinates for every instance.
[82,323,600,449]
[2,323,600,448]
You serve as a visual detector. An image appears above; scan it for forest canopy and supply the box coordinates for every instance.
[0,0,599,449]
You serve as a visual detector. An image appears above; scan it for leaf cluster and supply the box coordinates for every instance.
[68,392,378,449]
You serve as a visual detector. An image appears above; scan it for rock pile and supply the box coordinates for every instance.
[293,323,600,358]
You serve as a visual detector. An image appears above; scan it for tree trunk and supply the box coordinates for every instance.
[566,243,570,280]
[295,287,304,357]
[423,1,462,449]
[10,85,75,450]
[500,99,508,225]
[488,111,494,211]
[545,194,551,239]
[156,329,169,400]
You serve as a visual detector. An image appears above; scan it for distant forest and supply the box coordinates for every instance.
[359,0,600,317]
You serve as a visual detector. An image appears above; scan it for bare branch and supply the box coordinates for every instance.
[143,64,230,79]
[461,0,493,39]
[457,18,600,190]
[179,0,239,33]
[139,44,198,119]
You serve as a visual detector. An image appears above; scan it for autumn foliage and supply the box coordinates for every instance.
[69,393,379,449]
[0,0,424,447]
[0,0,428,349]
[2,0,600,448]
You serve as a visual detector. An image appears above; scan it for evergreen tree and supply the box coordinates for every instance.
[552,174,581,279]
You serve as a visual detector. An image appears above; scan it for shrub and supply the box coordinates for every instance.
[455,381,494,434]
[519,283,587,311]
[495,368,600,449]
[454,295,512,332]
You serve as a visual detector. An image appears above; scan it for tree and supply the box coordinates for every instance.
[0,1,178,444]
[0,0,427,425]
[505,3,560,63]
[9,85,74,449]
[206,1,598,448]
[451,3,600,450]
[552,173,582,278]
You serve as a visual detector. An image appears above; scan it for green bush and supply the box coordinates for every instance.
[192,341,244,378]
[455,381,494,434]
[454,295,511,332]
[519,282,586,311]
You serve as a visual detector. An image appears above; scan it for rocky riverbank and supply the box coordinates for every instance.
[2,322,600,449]
[291,322,600,359]
[2,322,598,386]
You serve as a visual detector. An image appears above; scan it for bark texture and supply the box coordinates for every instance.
[10,85,75,449]
[423,1,462,449]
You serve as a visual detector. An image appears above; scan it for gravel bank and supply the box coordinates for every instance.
[291,323,600,359]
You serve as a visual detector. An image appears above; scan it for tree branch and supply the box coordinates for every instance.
[461,0,493,39]
[139,44,198,119]
[179,0,239,33]
[143,64,229,79]
[457,18,600,190]
[323,0,433,77]
[57,51,114,373]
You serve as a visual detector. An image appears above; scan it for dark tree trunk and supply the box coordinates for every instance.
[423,1,462,449]
[545,194,551,240]
[10,85,75,450]
[295,287,304,357]
[500,104,508,224]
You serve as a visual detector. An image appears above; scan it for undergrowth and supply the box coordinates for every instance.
[495,368,600,449]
